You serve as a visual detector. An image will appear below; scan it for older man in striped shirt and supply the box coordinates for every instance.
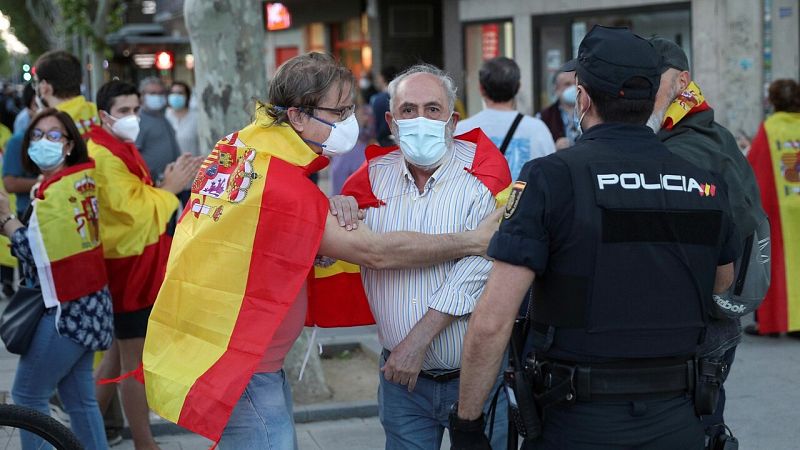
[336,64,509,450]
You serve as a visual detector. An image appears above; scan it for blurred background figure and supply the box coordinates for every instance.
[165,81,200,158]
[456,56,554,180]
[330,97,372,195]
[136,77,181,184]
[369,65,398,147]
[359,71,377,107]
[537,67,579,150]
[3,82,39,218]
[165,81,200,204]
[747,78,800,338]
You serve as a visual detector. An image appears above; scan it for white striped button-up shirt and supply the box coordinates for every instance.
[362,140,496,371]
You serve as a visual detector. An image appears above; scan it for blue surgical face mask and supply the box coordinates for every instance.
[167,93,187,110]
[393,115,452,168]
[28,139,66,170]
[561,85,578,105]
[144,94,167,111]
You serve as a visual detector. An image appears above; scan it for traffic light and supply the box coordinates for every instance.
[22,63,31,82]
[155,51,173,70]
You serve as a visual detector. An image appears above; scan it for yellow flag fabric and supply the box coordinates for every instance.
[86,126,178,312]
[54,96,100,137]
[27,162,106,305]
[144,109,330,442]
[749,112,800,333]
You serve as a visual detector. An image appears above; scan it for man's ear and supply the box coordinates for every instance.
[286,107,306,132]
[98,110,113,128]
[384,111,394,134]
[677,71,691,92]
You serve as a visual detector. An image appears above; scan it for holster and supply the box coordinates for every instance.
[694,357,726,416]
[504,364,542,439]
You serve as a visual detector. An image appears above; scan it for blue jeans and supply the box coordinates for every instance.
[219,370,298,450]
[12,312,107,450]
[378,355,508,450]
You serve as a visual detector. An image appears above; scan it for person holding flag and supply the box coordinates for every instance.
[88,80,201,450]
[0,108,113,450]
[142,53,509,449]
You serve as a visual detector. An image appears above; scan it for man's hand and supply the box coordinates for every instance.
[471,208,503,257]
[329,195,364,231]
[382,334,427,392]
[449,408,491,450]
[160,154,203,194]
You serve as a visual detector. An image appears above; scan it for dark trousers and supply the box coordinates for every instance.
[523,395,705,450]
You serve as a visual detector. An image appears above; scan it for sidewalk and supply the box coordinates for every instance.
[1,316,799,449]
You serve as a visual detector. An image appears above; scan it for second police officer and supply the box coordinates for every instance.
[449,26,741,450]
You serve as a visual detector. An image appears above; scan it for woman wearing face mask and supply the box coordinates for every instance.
[165,81,201,158]
[0,108,113,450]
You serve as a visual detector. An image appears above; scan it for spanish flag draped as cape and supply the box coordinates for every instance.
[748,111,800,333]
[86,127,178,312]
[55,96,101,137]
[143,109,332,442]
[306,128,513,328]
[27,161,107,305]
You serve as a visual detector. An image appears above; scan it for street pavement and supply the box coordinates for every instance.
[0,315,798,449]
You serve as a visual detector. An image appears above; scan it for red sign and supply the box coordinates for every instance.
[481,24,499,60]
[265,3,291,31]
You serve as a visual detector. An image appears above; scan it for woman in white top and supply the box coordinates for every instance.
[165,81,202,157]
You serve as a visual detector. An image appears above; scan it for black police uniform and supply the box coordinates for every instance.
[488,123,741,449]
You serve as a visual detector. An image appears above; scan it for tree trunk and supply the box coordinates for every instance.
[87,0,111,100]
[184,0,267,151]
[184,0,332,401]
[25,0,66,49]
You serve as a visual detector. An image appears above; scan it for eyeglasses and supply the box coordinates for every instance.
[303,104,356,121]
[31,128,66,142]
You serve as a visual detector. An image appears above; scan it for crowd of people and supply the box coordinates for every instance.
[0,24,796,450]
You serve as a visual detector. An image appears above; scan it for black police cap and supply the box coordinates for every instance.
[648,37,690,73]
[566,25,661,100]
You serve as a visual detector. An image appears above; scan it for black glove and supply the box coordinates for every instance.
[449,402,492,450]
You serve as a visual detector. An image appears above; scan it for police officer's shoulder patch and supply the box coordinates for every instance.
[504,181,527,219]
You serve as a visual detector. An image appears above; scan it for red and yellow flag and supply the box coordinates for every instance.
[748,111,800,333]
[27,162,106,305]
[86,127,178,312]
[55,96,101,137]
[306,128,513,328]
[143,109,330,442]
[661,81,711,131]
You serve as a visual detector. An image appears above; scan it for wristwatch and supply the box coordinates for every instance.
[0,214,16,229]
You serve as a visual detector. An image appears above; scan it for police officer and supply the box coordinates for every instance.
[448,26,741,450]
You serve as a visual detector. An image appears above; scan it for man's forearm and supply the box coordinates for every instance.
[370,231,481,269]
[457,313,513,419]
[3,176,37,195]
[405,308,457,349]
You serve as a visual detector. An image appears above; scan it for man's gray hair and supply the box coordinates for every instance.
[388,64,457,113]
[139,76,165,92]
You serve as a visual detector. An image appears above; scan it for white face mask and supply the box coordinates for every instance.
[110,114,141,142]
[393,115,452,168]
[306,112,360,157]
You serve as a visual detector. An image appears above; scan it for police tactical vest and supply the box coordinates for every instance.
[532,133,731,361]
